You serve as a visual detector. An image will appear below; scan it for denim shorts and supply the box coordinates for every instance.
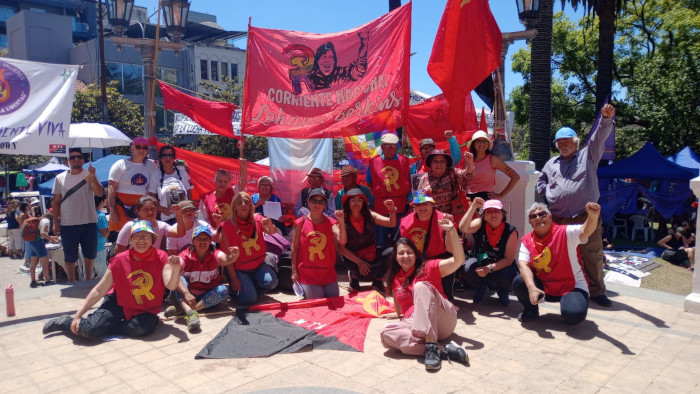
[27,238,47,258]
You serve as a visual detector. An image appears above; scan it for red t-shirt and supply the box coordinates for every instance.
[201,188,235,225]
[109,248,168,320]
[221,214,267,271]
[296,215,337,286]
[392,259,444,318]
[178,248,224,296]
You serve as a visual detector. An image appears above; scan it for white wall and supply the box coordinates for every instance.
[495,161,539,239]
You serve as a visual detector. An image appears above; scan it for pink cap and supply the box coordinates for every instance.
[483,200,503,210]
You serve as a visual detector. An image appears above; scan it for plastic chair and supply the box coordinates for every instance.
[630,215,652,242]
[612,216,628,240]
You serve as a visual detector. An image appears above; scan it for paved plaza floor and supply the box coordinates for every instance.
[1,255,699,393]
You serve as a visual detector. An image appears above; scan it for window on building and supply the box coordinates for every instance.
[0,35,8,57]
[211,61,218,81]
[155,67,179,98]
[0,6,16,22]
[221,62,228,78]
[231,64,238,81]
[122,64,143,95]
[200,59,208,80]
[105,62,123,91]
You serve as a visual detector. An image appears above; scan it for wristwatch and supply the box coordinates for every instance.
[489,264,494,273]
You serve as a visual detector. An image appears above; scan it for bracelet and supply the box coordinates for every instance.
[489,264,494,273]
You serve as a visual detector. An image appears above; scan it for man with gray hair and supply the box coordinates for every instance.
[536,104,615,307]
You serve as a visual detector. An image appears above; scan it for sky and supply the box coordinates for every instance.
[136,0,583,105]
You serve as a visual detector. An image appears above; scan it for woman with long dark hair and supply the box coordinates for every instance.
[380,217,468,371]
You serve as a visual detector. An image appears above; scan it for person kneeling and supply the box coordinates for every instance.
[43,221,181,339]
[165,226,240,332]
[513,202,601,325]
[380,218,469,371]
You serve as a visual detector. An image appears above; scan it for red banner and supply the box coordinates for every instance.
[159,81,239,139]
[404,94,478,153]
[242,3,411,138]
[427,0,501,132]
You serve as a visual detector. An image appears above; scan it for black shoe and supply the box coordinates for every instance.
[518,308,539,322]
[441,340,469,365]
[42,315,72,334]
[371,280,386,295]
[591,294,613,307]
[30,280,38,288]
[424,342,441,371]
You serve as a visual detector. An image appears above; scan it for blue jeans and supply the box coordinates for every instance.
[301,282,339,299]
[236,263,279,305]
[175,277,228,309]
[375,210,408,248]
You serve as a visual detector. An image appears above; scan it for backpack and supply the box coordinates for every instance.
[21,217,41,241]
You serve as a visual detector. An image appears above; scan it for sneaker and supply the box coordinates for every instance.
[473,287,486,303]
[349,274,360,293]
[185,310,200,332]
[371,280,386,295]
[42,315,72,334]
[43,280,54,286]
[424,342,441,371]
[497,290,510,306]
[591,294,613,307]
[442,340,469,365]
[517,308,539,322]
[30,280,39,288]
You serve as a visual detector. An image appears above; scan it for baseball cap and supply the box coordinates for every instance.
[132,137,149,145]
[554,127,577,141]
[179,200,196,211]
[483,200,503,210]
[193,225,213,239]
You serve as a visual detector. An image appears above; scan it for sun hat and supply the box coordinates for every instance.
[131,220,157,240]
[554,127,577,142]
[411,189,435,205]
[419,138,436,149]
[341,188,368,205]
[307,188,328,202]
[307,167,324,178]
[380,133,399,145]
[483,200,504,210]
[426,149,453,169]
[468,131,494,150]
[30,197,40,205]
[192,225,213,239]
[132,137,149,145]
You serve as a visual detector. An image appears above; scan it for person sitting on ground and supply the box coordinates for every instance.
[165,226,240,332]
[379,218,468,371]
[681,221,696,247]
[658,227,695,270]
[220,192,280,305]
[513,202,601,325]
[293,167,335,218]
[113,196,185,255]
[42,221,181,339]
[459,198,519,306]
[166,200,211,255]
[291,188,341,299]
[335,165,374,209]
[335,188,395,293]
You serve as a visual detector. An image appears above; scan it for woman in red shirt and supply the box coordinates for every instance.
[380,218,469,371]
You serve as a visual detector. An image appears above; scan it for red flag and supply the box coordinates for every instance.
[242,3,411,138]
[427,0,502,132]
[404,94,477,153]
[158,81,239,139]
[479,107,488,131]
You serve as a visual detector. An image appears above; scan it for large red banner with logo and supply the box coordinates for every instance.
[242,3,411,138]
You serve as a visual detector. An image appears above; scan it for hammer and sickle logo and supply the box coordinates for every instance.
[217,202,232,221]
[532,246,553,274]
[241,232,261,256]
[284,44,315,95]
[128,270,155,305]
[381,165,400,192]
[306,231,327,262]
[408,227,426,252]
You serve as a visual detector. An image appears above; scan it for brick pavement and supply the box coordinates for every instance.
[0,254,699,393]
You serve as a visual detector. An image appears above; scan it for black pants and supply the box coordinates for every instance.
[343,247,392,282]
[78,293,160,339]
[464,263,519,292]
[512,274,589,325]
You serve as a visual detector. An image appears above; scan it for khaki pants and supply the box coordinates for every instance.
[553,213,606,297]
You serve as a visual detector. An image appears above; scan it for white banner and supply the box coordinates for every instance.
[173,109,242,137]
[0,58,78,156]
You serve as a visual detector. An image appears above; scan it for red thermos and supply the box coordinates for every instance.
[6,284,15,317]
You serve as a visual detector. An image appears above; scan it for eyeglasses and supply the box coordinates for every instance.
[160,154,175,159]
[133,145,148,150]
[528,211,548,220]
[69,155,83,160]
[309,198,326,205]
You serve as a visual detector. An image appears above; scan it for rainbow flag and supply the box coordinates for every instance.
[343,130,401,175]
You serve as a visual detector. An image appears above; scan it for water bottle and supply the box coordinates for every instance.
[6,284,15,317]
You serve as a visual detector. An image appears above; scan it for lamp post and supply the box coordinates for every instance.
[106,0,190,159]
[491,0,539,161]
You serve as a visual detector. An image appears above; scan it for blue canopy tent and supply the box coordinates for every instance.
[667,146,700,176]
[37,155,128,196]
[598,142,696,222]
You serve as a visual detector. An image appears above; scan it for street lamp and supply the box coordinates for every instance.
[491,1,540,161]
[106,0,190,159]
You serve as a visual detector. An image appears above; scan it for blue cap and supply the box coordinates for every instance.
[192,225,213,239]
[554,127,577,141]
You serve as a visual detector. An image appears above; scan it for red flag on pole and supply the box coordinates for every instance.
[427,0,502,132]
[404,94,477,153]
[158,81,240,139]
[479,107,488,131]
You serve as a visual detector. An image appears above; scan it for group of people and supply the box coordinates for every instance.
[39,103,643,371]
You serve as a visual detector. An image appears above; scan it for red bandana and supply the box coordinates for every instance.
[486,222,505,248]
[236,216,254,238]
[129,247,155,261]
[532,223,559,256]
[350,214,365,234]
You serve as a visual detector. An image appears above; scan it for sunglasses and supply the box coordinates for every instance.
[309,198,326,205]
[528,211,548,220]
[133,145,148,150]
[69,155,83,160]
[160,154,175,158]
